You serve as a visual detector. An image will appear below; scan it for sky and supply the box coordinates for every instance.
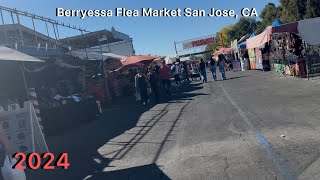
[0,0,279,56]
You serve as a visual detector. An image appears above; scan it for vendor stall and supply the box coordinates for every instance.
[22,58,103,136]
[106,55,158,101]
[246,27,272,71]
[269,17,320,78]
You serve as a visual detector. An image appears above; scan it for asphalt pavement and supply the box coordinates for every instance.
[30,70,320,180]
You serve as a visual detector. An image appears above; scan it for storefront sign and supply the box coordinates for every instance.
[182,36,215,50]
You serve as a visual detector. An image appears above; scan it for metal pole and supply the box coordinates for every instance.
[21,62,31,101]
[55,24,60,40]
[0,9,8,44]
[80,30,88,59]
[44,21,51,48]
[0,6,90,33]
[52,22,63,59]
[174,41,178,55]
[104,29,111,53]
[31,17,38,42]
[97,33,111,104]
[10,11,19,49]
[45,21,50,37]
[15,11,24,46]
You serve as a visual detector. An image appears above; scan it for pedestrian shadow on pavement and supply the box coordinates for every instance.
[86,163,171,180]
[210,75,251,82]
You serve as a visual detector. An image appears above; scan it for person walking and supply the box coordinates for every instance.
[199,58,207,83]
[182,62,190,82]
[218,54,227,80]
[209,56,217,81]
[147,66,160,104]
[159,60,171,97]
[171,62,181,85]
[135,68,150,105]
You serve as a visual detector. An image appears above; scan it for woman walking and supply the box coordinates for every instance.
[218,54,227,80]
[147,66,160,104]
[209,56,217,81]
[135,68,150,105]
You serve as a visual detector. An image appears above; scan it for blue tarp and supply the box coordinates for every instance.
[250,33,256,38]
[272,19,284,27]
[237,42,246,49]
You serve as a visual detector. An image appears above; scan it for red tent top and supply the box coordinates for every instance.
[212,48,234,56]
[121,55,158,66]
[115,62,145,72]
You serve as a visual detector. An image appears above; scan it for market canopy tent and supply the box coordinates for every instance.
[0,45,45,62]
[271,19,284,27]
[115,62,145,72]
[212,48,235,56]
[271,17,320,45]
[0,45,44,102]
[272,22,299,33]
[237,42,246,49]
[115,55,159,72]
[121,55,158,66]
[246,26,272,49]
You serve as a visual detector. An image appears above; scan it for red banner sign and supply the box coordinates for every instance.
[182,36,215,50]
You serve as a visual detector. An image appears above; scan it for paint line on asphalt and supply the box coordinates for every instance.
[218,82,294,180]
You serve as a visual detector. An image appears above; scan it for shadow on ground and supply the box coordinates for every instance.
[27,81,203,180]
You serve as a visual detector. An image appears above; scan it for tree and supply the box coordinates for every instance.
[218,25,234,47]
[228,17,257,41]
[204,33,221,60]
[260,3,282,28]
[305,0,320,18]
[280,0,307,22]
[255,21,265,34]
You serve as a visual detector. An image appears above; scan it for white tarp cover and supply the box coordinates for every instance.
[180,56,190,62]
[165,55,177,64]
[298,17,320,45]
[0,45,44,62]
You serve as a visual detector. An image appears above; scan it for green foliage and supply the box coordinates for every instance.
[280,0,307,22]
[228,17,257,41]
[305,0,320,18]
[219,25,234,47]
[260,3,282,27]
[212,0,319,50]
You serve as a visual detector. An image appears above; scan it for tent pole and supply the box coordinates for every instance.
[97,33,111,104]
[21,62,31,101]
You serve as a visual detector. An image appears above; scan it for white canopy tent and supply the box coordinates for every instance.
[0,45,44,100]
[0,45,45,62]
[153,55,178,65]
